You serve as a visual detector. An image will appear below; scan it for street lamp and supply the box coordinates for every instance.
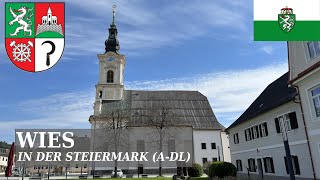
[278,115,295,180]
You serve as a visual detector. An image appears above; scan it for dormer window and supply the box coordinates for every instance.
[107,70,114,83]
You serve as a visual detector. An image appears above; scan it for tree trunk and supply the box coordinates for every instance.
[159,129,163,177]
[113,117,118,178]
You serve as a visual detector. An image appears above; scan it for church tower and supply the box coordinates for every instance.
[94,5,125,115]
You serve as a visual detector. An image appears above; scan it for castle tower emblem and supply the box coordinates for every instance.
[36,6,63,36]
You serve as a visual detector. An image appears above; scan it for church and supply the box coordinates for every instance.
[88,7,230,175]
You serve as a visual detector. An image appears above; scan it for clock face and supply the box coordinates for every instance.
[107,56,115,62]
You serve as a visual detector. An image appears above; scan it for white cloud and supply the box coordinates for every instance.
[0,61,288,140]
[63,0,250,57]
[0,90,95,141]
[260,45,275,55]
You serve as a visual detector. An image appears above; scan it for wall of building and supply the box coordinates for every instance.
[221,131,231,162]
[90,125,194,174]
[193,130,223,165]
[288,42,320,81]
[294,69,320,179]
[228,101,314,179]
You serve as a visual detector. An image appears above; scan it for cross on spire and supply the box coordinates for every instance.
[112,5,116,26]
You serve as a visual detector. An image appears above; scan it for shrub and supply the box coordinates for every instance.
[223,162,237,177]
[187,163,203,177]
[208,161,237,179]
[203,161,212,175]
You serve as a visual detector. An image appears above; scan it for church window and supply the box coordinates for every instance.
[107,70,114,83]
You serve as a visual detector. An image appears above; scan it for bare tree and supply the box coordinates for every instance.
[95,109,130,177]
[142,107,179,177]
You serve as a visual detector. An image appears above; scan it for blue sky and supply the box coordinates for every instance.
[0,0,288,142]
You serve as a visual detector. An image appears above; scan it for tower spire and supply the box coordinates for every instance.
[105,5,120,54]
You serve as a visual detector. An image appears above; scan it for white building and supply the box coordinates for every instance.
[288,41,320,179]
[88,7,230,175]
[0,148,8,173]
[227,73,315,180]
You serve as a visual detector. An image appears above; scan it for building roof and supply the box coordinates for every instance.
[94,90,225,130]
[227,72,297,130]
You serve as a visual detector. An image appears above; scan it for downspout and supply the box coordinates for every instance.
[292,86,316,180]
[287,41,316,180]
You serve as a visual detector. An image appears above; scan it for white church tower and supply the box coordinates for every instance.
[94,5,125,115]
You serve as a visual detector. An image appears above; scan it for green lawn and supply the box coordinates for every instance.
[107,178,171,180]
[190,177,208,180]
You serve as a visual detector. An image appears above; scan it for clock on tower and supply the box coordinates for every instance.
[93,5,126,115]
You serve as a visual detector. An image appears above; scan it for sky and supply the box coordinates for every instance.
[0,0,288,142]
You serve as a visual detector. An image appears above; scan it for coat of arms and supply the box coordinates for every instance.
[5,2,65,72]
[278,6,295,33]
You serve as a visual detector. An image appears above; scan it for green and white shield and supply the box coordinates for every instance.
[278,14,295,32]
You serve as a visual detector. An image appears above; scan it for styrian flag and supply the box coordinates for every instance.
[254,0,320,41]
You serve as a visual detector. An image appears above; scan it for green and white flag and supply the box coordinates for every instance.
[254,0,320,41]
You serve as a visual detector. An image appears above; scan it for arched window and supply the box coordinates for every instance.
[107,70,114,83]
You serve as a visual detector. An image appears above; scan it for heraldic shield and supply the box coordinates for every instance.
[278,7,295,33]
[5,2,65,72]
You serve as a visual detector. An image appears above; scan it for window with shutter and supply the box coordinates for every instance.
[289,112,298,129]
[264,157,275,173]
[235,133,239,144]
[263,158,267,173]
[248,158,256,172]
[275,118,281,133]
[251,126,256,139]
[249,128,253,140]
[284,156,289,174]
[292,156,301,175]
[284,114,292,131]
[255,126,260,138]
[245,129,248,141]
[270,158,275,173]
[236,160,242,171]
[263,122,268,136]
[259,124,263,137]
[284,156,300,175]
